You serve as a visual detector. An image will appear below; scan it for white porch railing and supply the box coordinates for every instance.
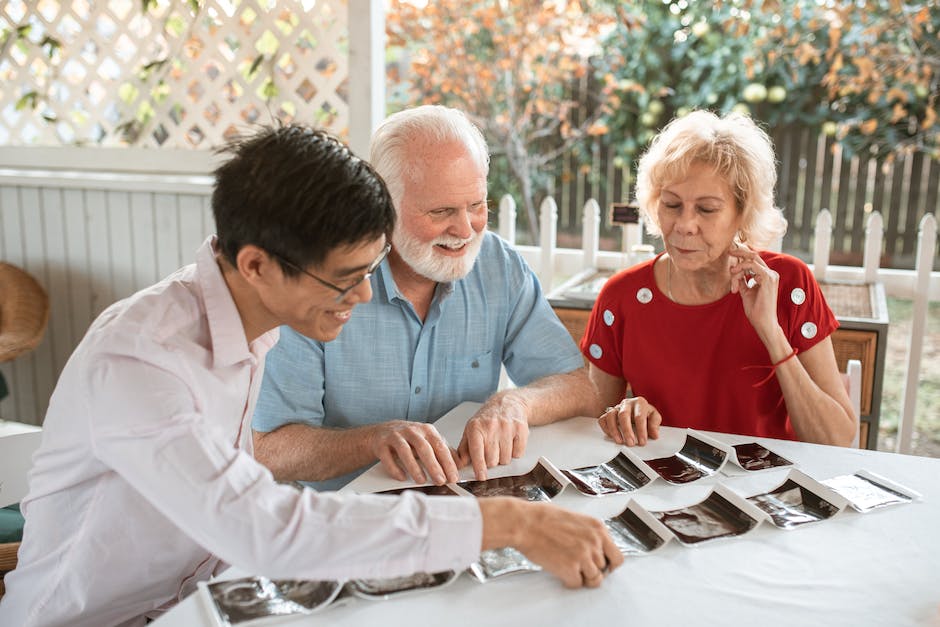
[498,194,939,456]
[1,169,936,455]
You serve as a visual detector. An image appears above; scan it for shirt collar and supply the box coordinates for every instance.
[375,258,456,305]
[195,236,255,369]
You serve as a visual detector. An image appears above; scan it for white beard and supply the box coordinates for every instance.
[393,223,485,283]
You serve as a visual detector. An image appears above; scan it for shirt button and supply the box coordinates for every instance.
[471,360,479,368]
[415,386,422,394]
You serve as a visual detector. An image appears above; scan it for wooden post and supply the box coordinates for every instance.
[347,0,385,159]
[896,213,938,454]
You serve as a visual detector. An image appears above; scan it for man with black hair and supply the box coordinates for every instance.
[0,125,621,627]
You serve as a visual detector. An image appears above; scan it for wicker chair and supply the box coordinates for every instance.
[0,262,50,366]
[0,262,50,598]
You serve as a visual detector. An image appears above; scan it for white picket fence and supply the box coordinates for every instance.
[496,194,939,455]
[0,167,936,454]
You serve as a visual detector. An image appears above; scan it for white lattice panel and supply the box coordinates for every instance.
[0,0,350,147]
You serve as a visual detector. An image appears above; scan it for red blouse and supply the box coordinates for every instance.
[581,252,838,440]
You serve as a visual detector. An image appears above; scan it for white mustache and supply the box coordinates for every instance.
[434,236,474,248]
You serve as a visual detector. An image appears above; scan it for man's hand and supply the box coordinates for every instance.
[456,398,529,481]
[479,498,623,588]
[598,397,661,446]
[368,421,459,485]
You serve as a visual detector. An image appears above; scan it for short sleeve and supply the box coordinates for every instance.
[500,245,584,385]
[579,277,625,379]
[252,326,327,432]
[771,254,839,353]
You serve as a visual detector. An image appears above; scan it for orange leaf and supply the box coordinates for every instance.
[890,103,907,124]
[923,105,937,130]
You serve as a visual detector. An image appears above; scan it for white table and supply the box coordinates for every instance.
[155,403,940,627]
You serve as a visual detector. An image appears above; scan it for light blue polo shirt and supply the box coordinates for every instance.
[253,231,583,490]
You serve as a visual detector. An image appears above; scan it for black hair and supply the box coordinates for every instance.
[211,124,395,275]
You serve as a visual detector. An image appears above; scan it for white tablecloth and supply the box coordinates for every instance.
[155,402,940,627]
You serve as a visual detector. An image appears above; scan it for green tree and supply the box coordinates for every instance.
[387,0,618,241]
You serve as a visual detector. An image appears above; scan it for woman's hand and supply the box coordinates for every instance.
[598,397,662,446]
[729,245,781,341]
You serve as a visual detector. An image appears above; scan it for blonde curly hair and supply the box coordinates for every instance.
[635,110,787,249]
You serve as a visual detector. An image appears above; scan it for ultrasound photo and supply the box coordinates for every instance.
[469,547,542,582]
[653,491,759,545]
[346,571,459,599]
[733,442,794,471]
[375,484,461,496]
[458,461,563,501]
[748,478,841,528]
[204,577,342,625]
[604,505,669,555]
[645,434,728,484]
[562,452,654,496]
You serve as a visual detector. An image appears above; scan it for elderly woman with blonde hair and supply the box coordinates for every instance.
[582,110,857,448]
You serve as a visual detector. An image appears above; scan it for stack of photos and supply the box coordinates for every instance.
[469,547,542,583]
[648,484,765,545]
[556,451,658,496]
[200,571,459,626]
[644,432,729,484]
[744,469,848,529]
[821,470,922,512]
[457,458,564,501]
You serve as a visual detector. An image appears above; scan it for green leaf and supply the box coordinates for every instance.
[15,91,39,111]
[247,54,264,78]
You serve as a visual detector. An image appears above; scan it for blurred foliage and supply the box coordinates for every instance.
[387,0,618,238]
[387,0,939,233]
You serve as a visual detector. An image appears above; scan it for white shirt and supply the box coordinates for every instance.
[0,237,482,627]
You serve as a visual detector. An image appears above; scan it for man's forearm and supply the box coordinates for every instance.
[493,367,599,427]
[252,423,381,482]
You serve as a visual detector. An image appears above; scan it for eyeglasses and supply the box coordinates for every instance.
[273,242,391,302]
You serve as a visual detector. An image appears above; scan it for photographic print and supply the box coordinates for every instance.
[653,490,760,545]
[561,452,655,496]
[645,434,728,484]
[747,473,843,529]
[732,442,794,471]
[469,547,542,582]
[604,502,671,555]
[458,461,563,501]
[822,471,920,513]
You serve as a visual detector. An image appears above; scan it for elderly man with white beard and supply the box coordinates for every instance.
[252,105,596,489]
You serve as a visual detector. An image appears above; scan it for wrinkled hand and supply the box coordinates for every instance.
[729,245,781,340]
[457,401,529,481]
[369,421,459,485]
[598,397,661,446]
[480,498,624,589]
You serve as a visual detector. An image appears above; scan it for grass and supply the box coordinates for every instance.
[877,297,940,457]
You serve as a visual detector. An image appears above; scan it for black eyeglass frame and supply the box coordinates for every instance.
[272,242,391,302]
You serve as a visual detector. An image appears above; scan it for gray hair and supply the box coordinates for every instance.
[635,110,787,249]
[369,105,490,209]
